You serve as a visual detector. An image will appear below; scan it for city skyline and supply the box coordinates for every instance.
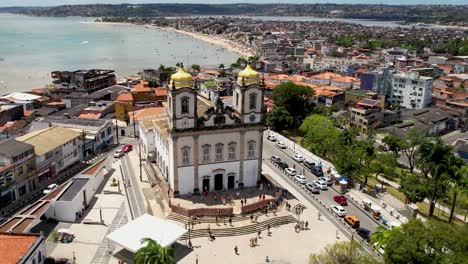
[0,0,466,7]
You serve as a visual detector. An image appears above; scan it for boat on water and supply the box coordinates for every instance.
[80,41,89,45]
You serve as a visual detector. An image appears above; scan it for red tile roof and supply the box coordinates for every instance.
[0,233,41,264]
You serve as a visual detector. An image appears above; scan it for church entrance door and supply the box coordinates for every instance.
[202,178,210,192]
[214,174,223,191]
[227,175,235,189]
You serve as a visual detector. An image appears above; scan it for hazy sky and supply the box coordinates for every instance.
[0,0,466,7]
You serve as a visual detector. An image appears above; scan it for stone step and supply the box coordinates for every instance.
[179,215,296,240]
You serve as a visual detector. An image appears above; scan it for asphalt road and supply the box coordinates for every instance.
[262,138,381,237]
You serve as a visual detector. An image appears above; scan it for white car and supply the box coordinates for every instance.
[114,150,124,158]
[294,174,307,184]
[313,180,328,190]
[292,154,304,163]
[267,135,277,142]
[43,183,59,195]
[285,168,297,176]
[276,142,287,149]
[331,205,347,217]
[318,176,333,186]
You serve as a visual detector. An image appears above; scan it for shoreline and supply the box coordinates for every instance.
[82,21,254,58]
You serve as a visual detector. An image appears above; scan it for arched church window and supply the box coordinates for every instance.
[215,143,224,161]
[236,92,239,107]
[249,93,257,110]
[202,144,211,163]
[182,146,190,165]
[181,97,189,114]
[228,142,236,160]
[247,140,255,158]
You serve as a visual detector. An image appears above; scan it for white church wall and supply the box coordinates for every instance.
[243,159,259,187]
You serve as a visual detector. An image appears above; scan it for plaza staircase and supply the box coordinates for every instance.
[178,215,297,240]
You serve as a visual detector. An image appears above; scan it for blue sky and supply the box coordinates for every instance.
[0,0,466,7]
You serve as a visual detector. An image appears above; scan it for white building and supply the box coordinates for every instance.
[390,71,433,109]
[139,65,265,196]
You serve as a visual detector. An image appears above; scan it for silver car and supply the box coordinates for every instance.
[294,174,307,184]
[285,168,297,176]
[331,205,347,217]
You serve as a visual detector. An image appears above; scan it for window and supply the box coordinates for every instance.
[202,145,210,163]
[228,142,236,160]
[215,143,224,161]
[181,146,190,165]
[235,92,239,107]
[249,93,257,110]
[17,166,23,175]
[181,97,189,114]
[248,140,255,158]
[107,127,112,135]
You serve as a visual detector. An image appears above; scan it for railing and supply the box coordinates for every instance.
[240,199,274,215]
[171,204,233,217]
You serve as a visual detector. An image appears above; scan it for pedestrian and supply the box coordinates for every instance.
[336,229,339,239]
[265,256,270,262]
[318,211,321,220]
[255,215,259,222]
[208,224,210,232]
[229,217,232,226]
[257,228,261,238]
[250,214,254,222]
[241,199,244,207]
[267,224,271,235]
[234,245,238,255]
[188,240,192,249]
[254,237,258,246]
[305,221,309,230]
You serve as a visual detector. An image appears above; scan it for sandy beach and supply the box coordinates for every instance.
[83,21,255,58]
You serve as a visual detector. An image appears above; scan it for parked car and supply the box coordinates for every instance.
[333,195,348,206]
[357,228,371,242]
[331,205,347,217]
[114,150,124,158]
[267,135,277,141]
[276,142,287,149]
[313,180,328,190]
[43,183,59,195]
[318,176,333,186]
[303,160,315,171]
[294,174,307,184]
[344,215,360,228]
[306,182,320,193]
[270,155,282,164]
[285,168,297,176]
[122,144,133,153]
[278,162,289,170]
[292,154,304,163]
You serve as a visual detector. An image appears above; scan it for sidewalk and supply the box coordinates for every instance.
[377,176,467,223]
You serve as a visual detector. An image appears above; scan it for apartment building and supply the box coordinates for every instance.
[51,69,116,93]
[390,71,433,109]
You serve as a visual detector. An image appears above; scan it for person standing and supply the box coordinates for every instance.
[267,224,271,235]
[234,245,238,255]
[257,228,261,238]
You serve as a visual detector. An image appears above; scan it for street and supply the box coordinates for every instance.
[262,137,382,254]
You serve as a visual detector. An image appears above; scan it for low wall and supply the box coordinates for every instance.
[241,199,274,215]
[171,204,233,217]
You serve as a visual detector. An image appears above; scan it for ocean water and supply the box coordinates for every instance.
[0,13,239,94]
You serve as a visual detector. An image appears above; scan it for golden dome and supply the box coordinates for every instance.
[237,64,260,86]
[170,66,193,88]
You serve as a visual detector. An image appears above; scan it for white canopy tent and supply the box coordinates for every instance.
[106,214,187,253]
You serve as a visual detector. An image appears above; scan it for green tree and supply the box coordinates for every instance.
[300,115,340,159]
[399,172,428,203]
[384,219,468,264]
[382,133,404,158]
[356,140,376,185]
[309,241,379,264]
[272,81,313,118]
[134,238,175,264]
[417,138,453,217]
[444,156,468,223]
[371,153,398,189]
[370,226,392,251]
[401,129,425,173]
[190,64,200,72]
[266,107,293,132]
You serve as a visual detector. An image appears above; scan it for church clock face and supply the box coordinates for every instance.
[249,114,256,122]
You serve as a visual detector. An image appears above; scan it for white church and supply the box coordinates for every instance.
[139,64,266,196]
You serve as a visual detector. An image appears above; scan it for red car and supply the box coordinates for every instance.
[122,144,133,153]
[333,195,348,206]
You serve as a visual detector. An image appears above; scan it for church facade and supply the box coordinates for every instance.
[139,64,266,196]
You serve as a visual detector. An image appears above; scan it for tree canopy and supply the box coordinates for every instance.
[309,241,379,264]
[134,238,175,264]
[271,81,314,118]
[266,106,293,132]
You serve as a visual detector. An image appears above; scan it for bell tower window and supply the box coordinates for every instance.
[236,92,239,107]
[249,93,257,110]
[181,97,189,114]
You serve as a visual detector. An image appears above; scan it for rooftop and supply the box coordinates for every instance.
[0,232,42,264]
[16,126,81,156]
[0,139,34,158]
[58,178,89,201]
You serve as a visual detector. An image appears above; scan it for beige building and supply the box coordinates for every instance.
[140,65,266,196]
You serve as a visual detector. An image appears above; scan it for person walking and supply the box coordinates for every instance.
[267,224,271,235]
[250,214,254,222]
[265,256,270,263]
[234,245,238,255]
[188,240,192,249]
[318,211,321,220]
[229,217,232,226]
[257,228,261,238]
[305,221,309,230]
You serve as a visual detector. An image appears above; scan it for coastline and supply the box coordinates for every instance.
[82,21,254,58]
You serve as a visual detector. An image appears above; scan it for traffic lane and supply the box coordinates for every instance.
[262,160,379,258]
[263,139,380,233]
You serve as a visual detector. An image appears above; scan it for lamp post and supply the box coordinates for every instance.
[139,138,142,182]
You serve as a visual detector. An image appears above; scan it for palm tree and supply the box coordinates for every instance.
[370,226,391,250]
[417,137,453,217]
[134,238,175,264]
[444,159,468,223]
